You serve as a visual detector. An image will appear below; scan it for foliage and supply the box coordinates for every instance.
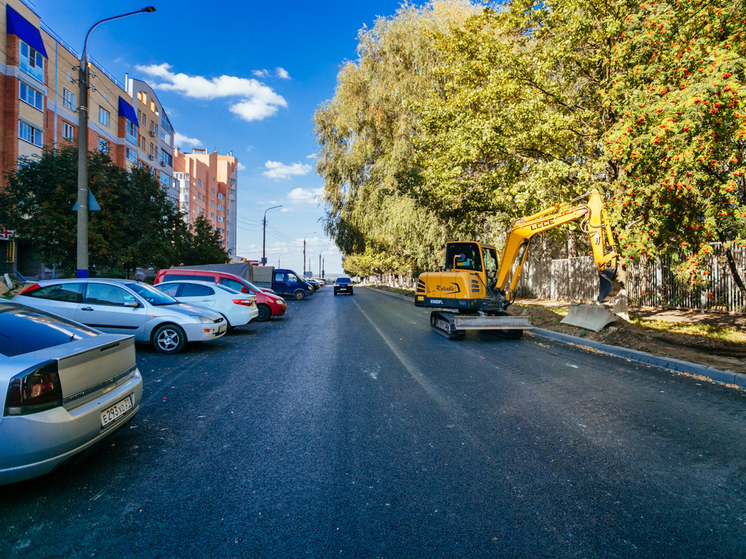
[314,1,476,276]
[177,214,230,266]
[605,0,746,292]
[0,146,228,275]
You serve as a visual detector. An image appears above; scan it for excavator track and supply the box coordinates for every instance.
[430,311,530,340]
[430,312,466,340]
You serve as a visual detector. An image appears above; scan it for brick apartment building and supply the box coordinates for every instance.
[0,0,238,275]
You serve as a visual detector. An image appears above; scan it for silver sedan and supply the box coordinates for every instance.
[14,278,227,354]
[0,301,143,485]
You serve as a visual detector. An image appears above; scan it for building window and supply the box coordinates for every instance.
[138,91,147,104]
[62,121,75,141]
[217,204,224,211]
[149,143,154,157]
[211,213,215,219]
[211,200,215,208]
[160,128,173,146]
[19,82,43,110]
[126,147,137,163]
[217,193,225,200]
[217,216,225,223]
[99,107,109,127]
[62,88,76,111]
[211,187,215,194]
[126,120,137,144]
[98,138,109,154]
[160,174,172,188]
[140,136,146,150]
[19,121,42,146]
[19,41,44,82]
[160,150,172,167]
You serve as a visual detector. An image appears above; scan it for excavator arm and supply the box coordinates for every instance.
[496,189,621,303]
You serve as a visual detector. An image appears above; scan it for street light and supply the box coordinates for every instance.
[77,6,156,278]
[303,232,316,275]
[262,205,282,265]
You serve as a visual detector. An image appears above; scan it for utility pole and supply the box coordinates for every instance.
[303,232,315,276]
[76,6,156,278]
[262,205,282,265]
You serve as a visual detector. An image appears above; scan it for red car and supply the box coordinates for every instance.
[154,269,286,322]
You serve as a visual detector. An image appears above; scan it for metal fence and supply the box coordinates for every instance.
[516,243,746,313]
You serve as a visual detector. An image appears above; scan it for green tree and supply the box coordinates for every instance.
[605,0,746,294]
[0,146,190,276]
[314,1,476,276]
[175,214,229,265]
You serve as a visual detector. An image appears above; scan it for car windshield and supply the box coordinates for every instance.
[336,278,351,284]
[0,303,99,357]
[129,282,178,305]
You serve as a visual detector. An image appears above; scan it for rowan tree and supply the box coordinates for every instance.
[605,0,746,294]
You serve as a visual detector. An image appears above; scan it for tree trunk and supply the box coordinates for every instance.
[723,245,746,298]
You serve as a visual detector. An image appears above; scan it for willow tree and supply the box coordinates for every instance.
[412,0,639,250]
[604,0,746,295]
[314,0,477,276]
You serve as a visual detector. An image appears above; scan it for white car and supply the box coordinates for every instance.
[154,280,258,328]
[14,279,227,354]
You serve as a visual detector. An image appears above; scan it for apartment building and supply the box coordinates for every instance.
[127,78,178,204]
[174,148,238,257]
[0,0,184,275]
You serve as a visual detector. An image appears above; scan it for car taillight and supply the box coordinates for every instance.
[4,361,63,416]
[18,283,41,295]
[233,299,255,307]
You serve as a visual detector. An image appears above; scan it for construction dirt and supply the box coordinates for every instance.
[506,300,746,375]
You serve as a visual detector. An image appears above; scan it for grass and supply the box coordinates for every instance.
[629,317,746,344]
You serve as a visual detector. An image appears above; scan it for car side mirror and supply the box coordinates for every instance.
[124,301,140,308]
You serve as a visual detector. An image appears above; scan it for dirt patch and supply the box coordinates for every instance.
[505,304,746,374]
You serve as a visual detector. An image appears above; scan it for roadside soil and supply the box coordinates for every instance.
[505,299,746,375]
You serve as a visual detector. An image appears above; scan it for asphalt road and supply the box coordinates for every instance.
[1,286,746,558]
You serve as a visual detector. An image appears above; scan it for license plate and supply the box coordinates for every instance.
[101,394,133,428]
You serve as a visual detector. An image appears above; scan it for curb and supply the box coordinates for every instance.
[366,287,746,389]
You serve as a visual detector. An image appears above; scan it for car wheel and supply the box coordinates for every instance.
[256,304,271,322]
[294,290,305,300]
[152,324,186,354]
[221,314,233,330]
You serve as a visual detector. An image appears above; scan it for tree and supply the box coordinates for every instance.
[314,1,476,276]
[175,214,229,265]
[0,146,194,276]
[605,0,746,294]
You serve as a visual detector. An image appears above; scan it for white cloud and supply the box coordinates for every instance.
[262,160,312,180]
[136,63,287,122]
[287,187,323,204]
[174,132,202,147]
[276,67,290,79]
[236,163,246,171]
[252,69,269,78]
[306,153,317,159]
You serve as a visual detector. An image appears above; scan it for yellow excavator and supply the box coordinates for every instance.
[415,189,622,339]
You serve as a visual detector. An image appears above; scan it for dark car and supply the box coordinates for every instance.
[334,277,353,296]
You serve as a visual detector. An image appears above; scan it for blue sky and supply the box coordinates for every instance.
[29,0,409,276]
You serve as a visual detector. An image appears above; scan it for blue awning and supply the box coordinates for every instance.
[6,5,48,59]
[118,97,139,126]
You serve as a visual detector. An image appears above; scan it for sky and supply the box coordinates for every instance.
[27,0,409,276]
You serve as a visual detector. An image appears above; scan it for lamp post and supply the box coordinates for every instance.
[77,6,156,278]
[303,232,315,276]
[261,205,282,265]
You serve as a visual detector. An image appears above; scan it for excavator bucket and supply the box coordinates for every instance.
[597,268,622,303]
[561,303,619,333]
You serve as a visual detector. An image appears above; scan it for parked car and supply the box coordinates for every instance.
[0,301,143,485]
[334,277,354,296]
[251,267,315,300]
[14,279,227,354]
[154,280,258,328]
[154,268,286,322]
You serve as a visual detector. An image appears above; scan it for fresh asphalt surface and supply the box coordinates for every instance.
[1,287,746,558]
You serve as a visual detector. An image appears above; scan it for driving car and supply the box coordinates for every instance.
[334,277,354,296]
[0,301,143,485]
[154,280,258,328]
[14,279,227,354]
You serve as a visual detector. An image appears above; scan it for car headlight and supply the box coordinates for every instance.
[198,316,215,324]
